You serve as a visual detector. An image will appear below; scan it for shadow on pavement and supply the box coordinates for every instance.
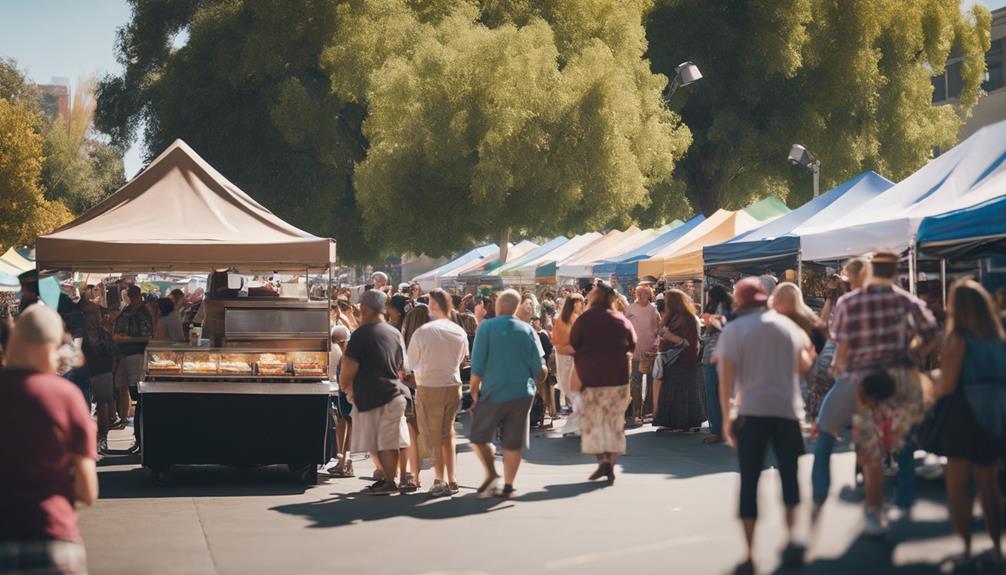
[774,517,984,575]
[270,481,606,528]
[96,464,312,499]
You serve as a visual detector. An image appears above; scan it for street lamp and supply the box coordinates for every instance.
[788,144,821,197]
[663,61,703,99]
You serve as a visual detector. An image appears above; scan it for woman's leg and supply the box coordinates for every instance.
[408,422,420,480]
[944,458,975,556]
[974,463,1003,558]
[703,364,721,437]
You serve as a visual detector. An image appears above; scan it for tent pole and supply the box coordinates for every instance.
[908,246,917,296]
[940,258,947,309]
[797,251,803,290]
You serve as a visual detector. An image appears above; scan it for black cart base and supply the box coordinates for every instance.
[139,381,330,485]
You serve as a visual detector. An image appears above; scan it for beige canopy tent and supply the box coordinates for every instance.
[37,140,336,273]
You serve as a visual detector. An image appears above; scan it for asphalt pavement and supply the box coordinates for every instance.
[80,417,990,575]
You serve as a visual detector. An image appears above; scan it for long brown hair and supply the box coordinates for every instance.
[947,279,1005,340]
[662,289,696,325]
[402,305,431,347]
[560,292,584,324]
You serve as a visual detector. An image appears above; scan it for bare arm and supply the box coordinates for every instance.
[718,358,736,447]
[469,374,482,406]
[339,356,359,401]
[72,456,98,506]
[935,334,964,398]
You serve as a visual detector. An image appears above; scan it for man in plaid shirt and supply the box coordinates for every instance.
[831,252,940,536]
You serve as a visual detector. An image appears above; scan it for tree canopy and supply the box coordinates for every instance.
[96,0,690,263]
[646,0,991,214]
[0,98,73,248]
[330,0,691,259]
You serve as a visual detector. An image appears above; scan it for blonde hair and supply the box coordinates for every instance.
[770,282,820,333]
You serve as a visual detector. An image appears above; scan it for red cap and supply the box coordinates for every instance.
[734,277,768,308]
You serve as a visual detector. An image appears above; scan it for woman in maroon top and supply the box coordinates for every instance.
[570,280,636,484]
[653,289,704,432]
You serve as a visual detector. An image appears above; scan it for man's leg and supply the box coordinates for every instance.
[811,432,837,505]
[630,359,642,420]
[502,448,523,486]
[773,419,804,547]
[473,442,498,480]
[863,458,885,514]
[736,417,771,565]
[377,449,399,487]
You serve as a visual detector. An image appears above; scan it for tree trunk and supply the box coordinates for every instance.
[497,227,511,265]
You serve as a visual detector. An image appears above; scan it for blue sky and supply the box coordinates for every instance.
[2,0,1005,178]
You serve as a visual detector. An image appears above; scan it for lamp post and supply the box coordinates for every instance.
[663,61,703,100]
[788,144,821,197]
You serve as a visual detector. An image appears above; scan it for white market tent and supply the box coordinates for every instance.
[37,140,336,272]
[412,244,498,292]
[556,227,666,279]
[497,232,602,284]
[489,236,570,283]
[799,120,1006,262]
[445,241,539,285]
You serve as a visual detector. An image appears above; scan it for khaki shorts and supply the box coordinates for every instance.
[115,353,144,389]
[352,394,410,453]
[416,385,462,445]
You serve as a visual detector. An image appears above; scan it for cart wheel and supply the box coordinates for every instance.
[151,468,170,487]
[291,464,317,485]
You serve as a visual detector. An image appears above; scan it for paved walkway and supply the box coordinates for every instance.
[81,420,987,575]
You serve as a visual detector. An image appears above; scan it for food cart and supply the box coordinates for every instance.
[37,139,337,485]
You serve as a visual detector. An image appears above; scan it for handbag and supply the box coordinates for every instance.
[651,340,689,381]
[914,393,953,455]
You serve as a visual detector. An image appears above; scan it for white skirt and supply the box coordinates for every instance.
[556,353,575,396]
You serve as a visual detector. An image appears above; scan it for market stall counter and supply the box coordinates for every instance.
[36,139,339,486]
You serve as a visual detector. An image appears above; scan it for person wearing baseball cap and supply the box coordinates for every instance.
[713,276,815,573]
[340,289,411,496]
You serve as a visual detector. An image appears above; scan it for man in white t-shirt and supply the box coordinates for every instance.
[407,289,469,497]
[714,277,813,574]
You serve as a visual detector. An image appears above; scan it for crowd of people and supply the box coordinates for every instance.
[2,255,1005,574]
[326,260,1004,573]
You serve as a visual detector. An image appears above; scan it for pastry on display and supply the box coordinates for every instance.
[292,361,325,376]
[183,353,219,374]
[147,355,181,373]
[219,354,253,375]
[256,353,288,376]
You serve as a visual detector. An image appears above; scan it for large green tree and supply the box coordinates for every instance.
[41,76,126,214]
[96,0,374,262]
[97,0,690,264]
[646,0,991,214]
[327,0,691,261]
[0,98,73,248]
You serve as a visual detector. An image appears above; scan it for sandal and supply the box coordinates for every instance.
[703,434,723,444]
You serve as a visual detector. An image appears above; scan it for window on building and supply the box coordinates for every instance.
[932,72,947,102]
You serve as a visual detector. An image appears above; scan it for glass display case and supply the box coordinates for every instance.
[144,347,329,380]
[289,351,327,377]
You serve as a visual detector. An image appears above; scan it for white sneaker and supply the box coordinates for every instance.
[864,510,888,537]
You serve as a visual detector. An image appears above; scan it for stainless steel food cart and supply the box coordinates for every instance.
[139,298,332,485]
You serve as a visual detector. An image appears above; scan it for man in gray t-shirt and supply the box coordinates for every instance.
[713,277,813,574]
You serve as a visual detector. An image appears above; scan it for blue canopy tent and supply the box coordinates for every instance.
[591,216,705,285]
[703,171,894,277]
[917,190,1006,260]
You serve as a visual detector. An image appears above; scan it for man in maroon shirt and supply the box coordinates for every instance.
[0,305,98,574]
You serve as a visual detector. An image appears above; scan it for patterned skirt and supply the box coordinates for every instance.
[653,364,706,430]
[853,366,927,461]
[0,539,88,575]
[805,341,837,422]
[580,385,631,454]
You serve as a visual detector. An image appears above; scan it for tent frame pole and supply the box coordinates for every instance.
[797,251,803,290]
[908,246,917,296]
[940,258,947,309]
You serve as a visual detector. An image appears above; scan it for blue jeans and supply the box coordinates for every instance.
[702,363,721,436]
[811,424,917,510]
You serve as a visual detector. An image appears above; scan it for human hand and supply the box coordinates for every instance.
[724,419,736,448]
